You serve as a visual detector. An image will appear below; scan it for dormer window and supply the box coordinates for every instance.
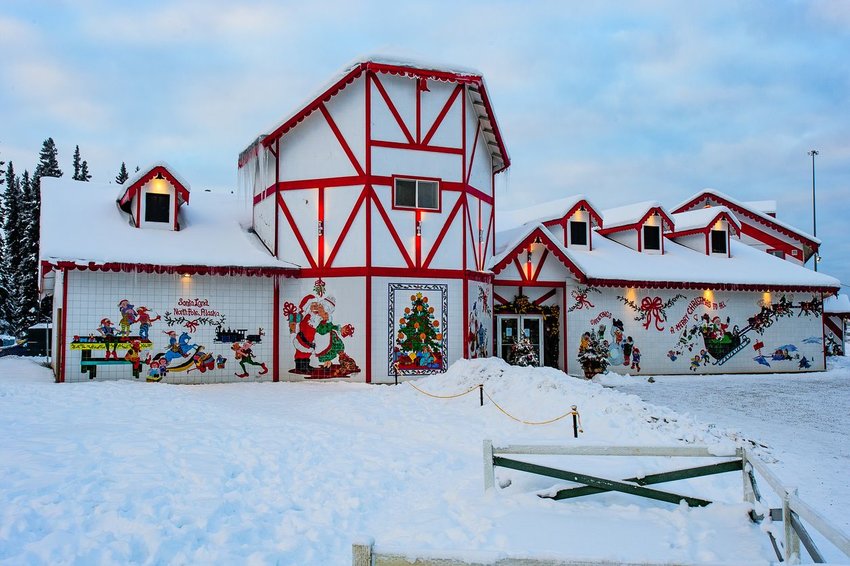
[643,225,661,251]
[394,177,440,211]
[145,193,170,223]
[710,229,727,254]
[569,220,588,246]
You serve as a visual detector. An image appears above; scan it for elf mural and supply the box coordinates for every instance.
[467,285,491,359]
[284,278,360,378]
[388,283,448,375]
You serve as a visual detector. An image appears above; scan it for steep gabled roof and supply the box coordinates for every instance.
[598,201,674,234]
[497,195,602,232]
[673,189,819,252]
[490,222,587,282]
[239,56,510,173]
[669,206,741,237]
[117,163,190,213]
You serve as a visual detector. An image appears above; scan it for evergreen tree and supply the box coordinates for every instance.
[2,164,23,334]
[0,157,6,330]
[34,138,62,179]
[16,170,39,332]
[511,337,539,367]
[115,162,129,184]
[79,160,91,182]
[72,145,82,180]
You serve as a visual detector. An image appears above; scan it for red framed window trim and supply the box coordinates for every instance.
[390,174,442,213]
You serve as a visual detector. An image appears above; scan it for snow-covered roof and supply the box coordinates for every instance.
[601,201,670,231]
[117,162,191,212]
[674,189,819,246]
[825,294,850,315]
[491,221,840,291]
[670,206,741,234]
[496,195,600,232]
[40,178,297,271]
[743,199,777,215]
[239,55,510,172]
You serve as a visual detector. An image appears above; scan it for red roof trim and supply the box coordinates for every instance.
[541,199,603,228]
[597,206,674,235]
[42,261,297,278]
[673,193,818,251]
[118,165,190,209]
[585,277,837,294]
[491,226,587,283]
[667,211,741,239]
[257,61,510,172]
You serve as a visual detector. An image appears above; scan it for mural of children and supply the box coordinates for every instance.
[700,349,710,365]
[147,359,163,382]
[690,355,700,371]
[215,354,227,369]
[418,345,436,368]
[631,347,641,372]
[622,336,634,366]
[667,350,678,362]
[124,340,142,375]
[162,330,199,363]
[232,341,268,378]
[117,300,138,336]
[97,318,120,359]
[136,307,160,340]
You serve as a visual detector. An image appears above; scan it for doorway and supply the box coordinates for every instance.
[497,314,543,366]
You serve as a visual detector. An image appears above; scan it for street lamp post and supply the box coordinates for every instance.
[808,149,819,272]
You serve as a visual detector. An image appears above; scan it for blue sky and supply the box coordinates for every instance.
[1,1,848,286]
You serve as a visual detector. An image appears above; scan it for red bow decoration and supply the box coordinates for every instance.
[640,296,665,331]
[572,289,595,310]
[282,302,297,316]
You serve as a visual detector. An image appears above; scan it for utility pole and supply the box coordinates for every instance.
[808,150,819,272]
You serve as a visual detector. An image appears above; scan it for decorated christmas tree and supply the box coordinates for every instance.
[577,327,610,378]
[397,292,442,369]
[511,337,539,367]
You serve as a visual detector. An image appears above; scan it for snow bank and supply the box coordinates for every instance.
[0,356,771,564]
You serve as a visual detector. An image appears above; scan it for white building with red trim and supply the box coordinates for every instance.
[39,57,842,383]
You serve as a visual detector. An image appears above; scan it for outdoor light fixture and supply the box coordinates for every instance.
[318,220,324,237]
[808,149,819,272]
[155,172,165,180]
[416,221,422,237]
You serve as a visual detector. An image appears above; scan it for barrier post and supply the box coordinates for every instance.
[571,405,579,438]
[479,384,484,407]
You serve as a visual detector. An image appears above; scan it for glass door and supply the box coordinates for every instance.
[498,316,519,362]
[521,316,543,366]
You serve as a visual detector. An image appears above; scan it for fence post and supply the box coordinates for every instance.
[784,486,800,564]
[352,542,372,566]
[483,439,495,491]
[741,448,755,505]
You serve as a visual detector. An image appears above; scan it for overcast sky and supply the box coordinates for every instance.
[1,1,848,287]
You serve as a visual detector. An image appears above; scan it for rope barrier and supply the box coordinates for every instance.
[406,380,481,399]
[407,381,583,431]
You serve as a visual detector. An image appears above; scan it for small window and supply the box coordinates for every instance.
[768,249,785,259]
[393,178,439,211]
[710,230,726,254]
[145,193,170,223]
[643,225,661,251]
[569,220,587,246]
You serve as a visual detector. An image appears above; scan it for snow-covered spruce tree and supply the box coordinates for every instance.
[35,138,62,180]
[511,337,539,367]
[1,162,22,332]
[115,162,129,184]
[72,145,81,180]
[0,155,6,331]
[16,170,40,332]
[79,160,91,182]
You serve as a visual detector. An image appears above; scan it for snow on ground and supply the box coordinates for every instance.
[1,356,834,565]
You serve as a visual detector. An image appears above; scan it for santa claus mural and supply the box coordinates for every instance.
[284,279,359,378]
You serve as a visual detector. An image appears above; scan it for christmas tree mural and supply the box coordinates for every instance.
[396,291,443,371]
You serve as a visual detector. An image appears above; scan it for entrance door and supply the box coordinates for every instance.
[497,315,544,367]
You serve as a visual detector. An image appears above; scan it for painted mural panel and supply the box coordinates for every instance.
[567,285,826,376]
[467,283,492,359]
[283,278,360,379]
[387,283,448,376]
[65,272,273,383]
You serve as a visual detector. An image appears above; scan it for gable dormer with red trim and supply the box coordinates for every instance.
[673,189,819,266]
[544,199,603,251]
[598,202,674,255]
[117,164,190,231]
[668,207,741,258]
